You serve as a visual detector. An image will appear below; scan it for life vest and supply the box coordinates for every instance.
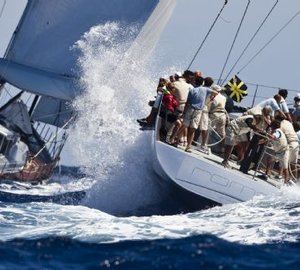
[173,79,192,111]
[209,93,226,114]
[280,120,298,144]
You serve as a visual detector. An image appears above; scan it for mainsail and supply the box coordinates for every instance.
[0,0,176,181]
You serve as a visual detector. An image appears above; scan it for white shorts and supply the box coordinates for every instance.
[266,147,289,169]
[289,141,299,164]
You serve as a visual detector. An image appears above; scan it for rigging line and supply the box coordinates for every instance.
[0,0,6,19]
[237,9,300,74]
[221,0,279,85]
[217,0,251,85]
[186,0,228,70]
[31,115,75,160]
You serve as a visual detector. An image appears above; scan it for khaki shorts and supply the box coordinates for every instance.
[224,126,237,146]
[235,133,249,143]
[182,105,203,129]
[210,113,226,138]
[199,111,209,130]
[224,126,249,146]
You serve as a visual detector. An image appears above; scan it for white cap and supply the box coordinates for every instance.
[296,93,300,99]
[175,71,182,77]
[212,84,222,92]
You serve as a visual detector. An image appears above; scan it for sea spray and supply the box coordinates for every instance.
[70,22,169,215]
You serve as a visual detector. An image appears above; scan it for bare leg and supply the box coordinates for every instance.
[282,168,289,183]
[290,163,297,182]
[201,129,208,146]
[186,127,196,149]
[238,141,249,161]
[278,167,283,178]
[265,156,272,176]
[223,144,234,164]
[145,108,158,125]
[170,124,185,144]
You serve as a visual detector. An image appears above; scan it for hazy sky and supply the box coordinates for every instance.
[0,0,26,56]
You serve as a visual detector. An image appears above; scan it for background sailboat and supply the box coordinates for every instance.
[0,0,174,182]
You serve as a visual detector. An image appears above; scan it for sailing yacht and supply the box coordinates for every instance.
[149,0,300,210]
[152,106,282,209]
[0,0,174,183]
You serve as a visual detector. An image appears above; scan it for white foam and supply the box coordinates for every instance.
[1,187,299,244]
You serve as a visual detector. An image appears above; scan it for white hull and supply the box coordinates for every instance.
[152,118,281,208]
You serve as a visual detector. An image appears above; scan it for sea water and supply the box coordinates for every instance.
[0,23,299,270]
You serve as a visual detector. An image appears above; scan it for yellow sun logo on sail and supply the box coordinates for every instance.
[224,75,248,103]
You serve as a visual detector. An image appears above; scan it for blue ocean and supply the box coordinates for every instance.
[0,163,299,269]
[1,7,300,269]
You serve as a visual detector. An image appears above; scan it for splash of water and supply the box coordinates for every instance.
[69,22,169,214]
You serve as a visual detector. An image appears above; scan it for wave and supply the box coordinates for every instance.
[1,186,299,244]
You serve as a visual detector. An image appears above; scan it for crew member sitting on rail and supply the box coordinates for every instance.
[162,82,179,115]
[137,77,169,128]
[222,114,264,168]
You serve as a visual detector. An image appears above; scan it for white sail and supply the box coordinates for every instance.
[0,0,173,127]
[4,0,162,77]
